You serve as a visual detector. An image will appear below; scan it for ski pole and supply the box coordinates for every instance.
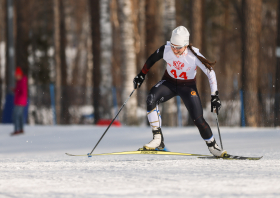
[89,89,136,155]
[215,112,224,150]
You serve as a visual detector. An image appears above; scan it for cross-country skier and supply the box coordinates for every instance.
[133,26,226,157]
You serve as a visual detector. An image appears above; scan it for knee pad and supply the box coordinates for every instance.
[147,107,162,130]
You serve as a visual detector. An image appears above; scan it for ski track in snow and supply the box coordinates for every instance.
[0,125,279,198]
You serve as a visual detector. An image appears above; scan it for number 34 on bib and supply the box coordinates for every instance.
[170,69,188,80]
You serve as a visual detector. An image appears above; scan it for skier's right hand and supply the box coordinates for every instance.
[133,71,146,89]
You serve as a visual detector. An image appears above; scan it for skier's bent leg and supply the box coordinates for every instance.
[144,81,176,150]
[146,82,175,130]
[179,85,226,157]
[146,80,175,112]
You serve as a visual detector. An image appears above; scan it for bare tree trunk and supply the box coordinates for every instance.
[118,0,138,125]
[99,0,113,119]
[53,0,69,124]
[162,0,177,126]
[86,9,93,105]
[163,0,176,40]
[190,0,207,107]
[219,0,230,96]
[68,2,90,113]
[15,0,30,75]
[175,0,190,28]
[0,0,2,46]
[256,1,277,127]
[0,0,3,120]
[145,0,164,90]
[111,0,122,107]
[189,0,203,126]
[6,0,15,92]
[89,0,101,124]
[190,0,202,61]
[241,0,262,126]
[53,0,61,124]
[59,0,69,124]
[71,0,87,88]
[86,32,93,102]
[132,0,146,118]
[81,13,91,104]
[275,0,280,127]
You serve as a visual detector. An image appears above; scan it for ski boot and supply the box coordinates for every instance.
[142,128,166,151]
[206,139,227,157]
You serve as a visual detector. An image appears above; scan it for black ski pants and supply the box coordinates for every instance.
[146,79,213,140]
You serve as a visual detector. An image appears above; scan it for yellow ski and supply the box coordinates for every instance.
[65,150,211,157]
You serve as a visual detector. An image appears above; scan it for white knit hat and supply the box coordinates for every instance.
[170,26,190,46]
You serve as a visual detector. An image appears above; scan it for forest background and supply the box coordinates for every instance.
[0,0,279,127]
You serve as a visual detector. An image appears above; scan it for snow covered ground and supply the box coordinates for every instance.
[0,124,279,198]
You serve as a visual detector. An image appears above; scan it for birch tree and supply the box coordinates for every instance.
[118,0,138,125]
[99,0,113,119]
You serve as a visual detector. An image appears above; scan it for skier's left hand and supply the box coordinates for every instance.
[211,91,221,115]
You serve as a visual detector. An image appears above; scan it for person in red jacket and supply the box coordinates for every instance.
[11,67,28,136]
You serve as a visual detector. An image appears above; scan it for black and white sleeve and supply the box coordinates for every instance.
[141,45,165,74]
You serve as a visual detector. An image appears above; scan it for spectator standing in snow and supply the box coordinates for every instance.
[11,67,28,136]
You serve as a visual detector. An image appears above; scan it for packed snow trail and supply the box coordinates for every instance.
[0,125,279,198]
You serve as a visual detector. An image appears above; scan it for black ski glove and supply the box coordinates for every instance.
[133,71,146,89]
[211,91,221,115]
